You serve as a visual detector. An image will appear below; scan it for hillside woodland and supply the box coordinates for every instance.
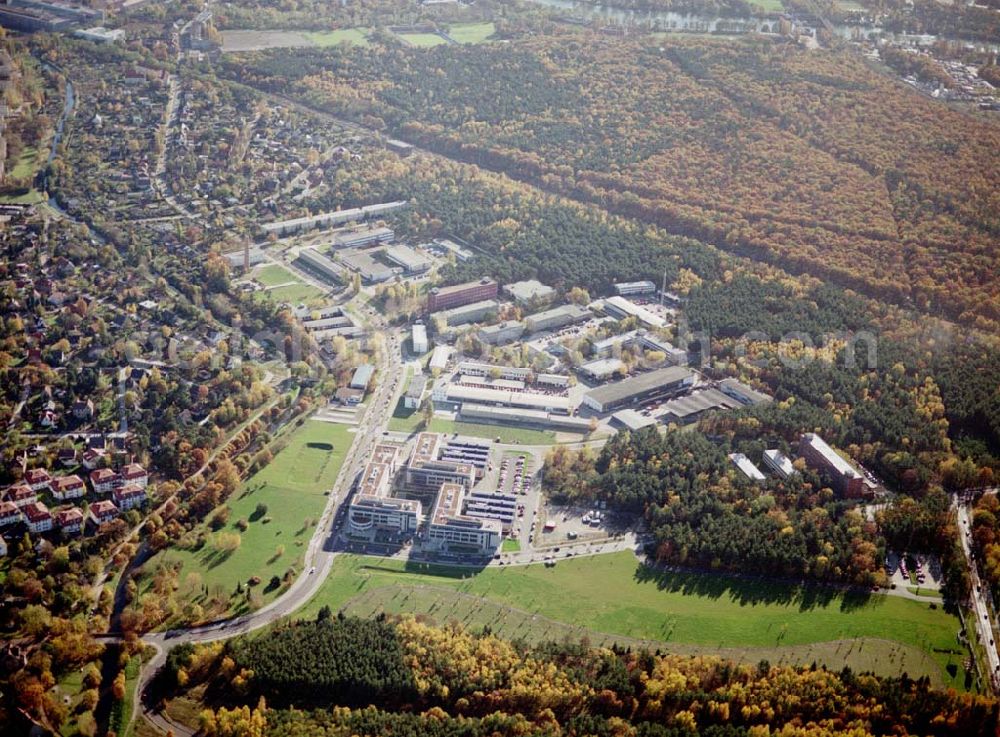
[164,615,999,737]
[223,35,1000,329]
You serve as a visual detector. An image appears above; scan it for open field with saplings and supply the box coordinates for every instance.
[305,28,371,47]
[396,32,447,48]
[137,421,352,623]
[299,552,969,689]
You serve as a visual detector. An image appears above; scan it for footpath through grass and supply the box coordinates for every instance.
[300,552,967,689]
[143,420,353,619]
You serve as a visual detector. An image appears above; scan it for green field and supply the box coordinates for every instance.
[388,403,557,444]
[300,552,968,689]
[502,538,521,553]
[265,281,325,304]
[0,188,45,205]
[397,32,448,48]
[447,22,496,44]
[141,421,353,620]
[751,0,785,10]
[9,146,41,181]
[254,263,300,287]
[305,28,370,47]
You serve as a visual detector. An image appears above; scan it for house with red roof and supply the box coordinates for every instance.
[55,507,84,535]
[113,483,146,511]
[89,468,118,494]
[89,499,119,525]
[23,502,52,534]
[24,468,51,492]
[51,475,86,501]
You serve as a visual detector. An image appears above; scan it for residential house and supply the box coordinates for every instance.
[55,507,84,535]
[51,474,87,501]
[6,485,36,508]
[89,499,119,525]
[89,468,118,494]
[72,399,95,420]
[57,448,77,467]
[113,483,146,511]
[24,468,51,492]
[23,502,52,534]
[82,448,108,470]
[119,463,148,489]
[0,501,22,527]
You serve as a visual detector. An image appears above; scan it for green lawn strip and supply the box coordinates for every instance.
[301,552,967,688]
[397,32,448,47]
[0,188,46,204]
[388,405,557,444]
[906,586,943,599]
[305,28,371,47]
[502,539,521,553]
[750,0,785,10]
[446,22,496,44]
[140,421,353,620]
[54,668,86,737]
[108,655,141,737]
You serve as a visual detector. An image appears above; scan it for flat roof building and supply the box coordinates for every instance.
[524,304,591,334]
[429,345,452,372]
[729,453,766,483]
[333,226,395,250]
[338,249,397,284]
[659,388,741,425]
[296,248,342,285]
[582,366,694,413]
[350,363,375,390]
[434,299,501,327]
[478,320,525,345]
[763,449,797,480]
[426,482,502,556]
[412,323,428,354]
[614,281,656,296]
[262,201,407,237]
[602,295,666,328]
[405,433,476,491]
[578,357,626,382]
[611,409,657,432]
[799,433,872,498]
[384,244,431,274]
[348,445,421,539]
[719,378,773,406]
[503,279,555,305]
[75,26,125,43]
[427,278,498,312]
[436,383,572,414]
[403,374,427,409]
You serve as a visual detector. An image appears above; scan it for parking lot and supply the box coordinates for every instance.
[886,551,943,591]
[535,501,632,548]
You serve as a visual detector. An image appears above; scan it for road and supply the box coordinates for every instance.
[957,496,1000,690]
[120,304,405,735]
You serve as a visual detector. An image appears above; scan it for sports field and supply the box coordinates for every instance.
[305,28,371,47]
[142,421,352,619]
[254,263,299,287]
[447,22,496,44]
[265,282,325,303]
[300,552,968,688]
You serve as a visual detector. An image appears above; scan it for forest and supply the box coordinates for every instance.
[219,33,1000,330]
[168,614,999,737]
